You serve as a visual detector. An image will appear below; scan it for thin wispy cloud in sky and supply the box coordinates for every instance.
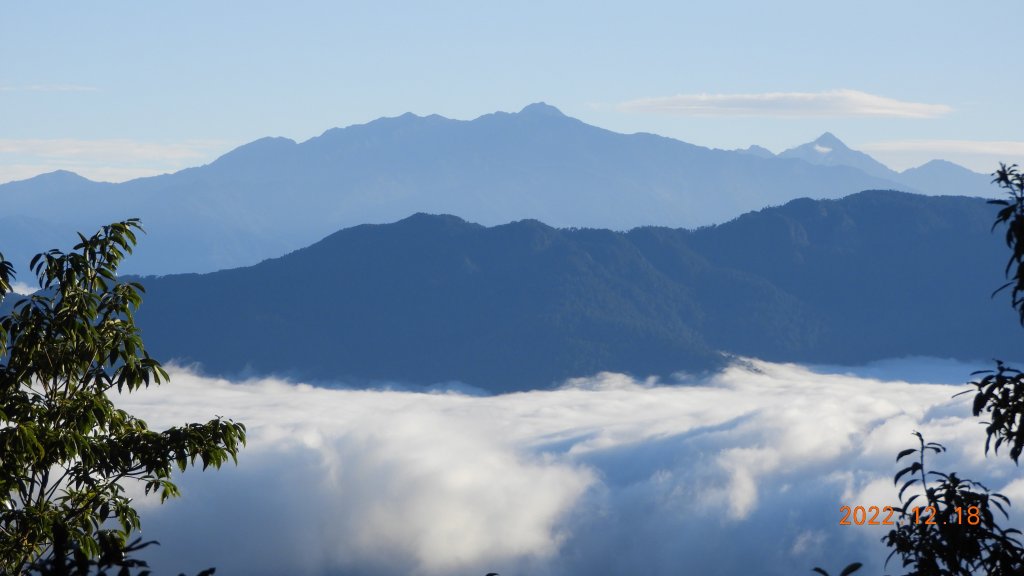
[0,138,232,183]
[619,89,952,118]
[7,281,37,295]
[113,359,1022,576]
[0,84,98,92]
[855,139,1024,173]
[863,139,1024,159]
[0,139,224,162]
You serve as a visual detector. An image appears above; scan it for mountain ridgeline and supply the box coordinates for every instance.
[0,104,993,276]
[130,190,1020,391]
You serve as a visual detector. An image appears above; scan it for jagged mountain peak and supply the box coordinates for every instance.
[779,132,895,180]
[211,136,297,167]
[897,159,991,196]
[737,144,775,158]
[905,159,975,173]
[1,169,103,192]
[395,212,473,230]
[24,169,95,185]
[518,102,566,117]
[810,132,848,150]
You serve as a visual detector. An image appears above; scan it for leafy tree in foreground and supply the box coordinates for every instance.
[0,220,246,575]
[882,432,1023,575]
[967,163,1024,464]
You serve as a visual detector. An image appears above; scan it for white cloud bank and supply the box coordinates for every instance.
[113,359,1022,576]
[619,89,952,118]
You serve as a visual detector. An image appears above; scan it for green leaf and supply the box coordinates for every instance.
[839,563,862,576]
[894,462,921,484]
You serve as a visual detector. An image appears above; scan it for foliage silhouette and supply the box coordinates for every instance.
[960,360,1024,463]
[26,535,215,576]
[0,220,245,575]
[812,562,862,576]
[960,163,1024,465]
[990,163,1024,325]
[882,432,1023,575]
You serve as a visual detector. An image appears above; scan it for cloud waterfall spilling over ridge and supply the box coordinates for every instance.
[115,359,1022,576]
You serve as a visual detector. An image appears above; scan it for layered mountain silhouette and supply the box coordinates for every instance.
[772,133,991,197]
[124,190,1019,391]
[0,104,993,276]
[777,132,896,179]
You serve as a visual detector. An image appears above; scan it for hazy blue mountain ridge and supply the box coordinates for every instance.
[125,190,1020,391]
[778,132,897,180]
[0,103,982,277]
[898,159,995,197]
[775,133,993,197]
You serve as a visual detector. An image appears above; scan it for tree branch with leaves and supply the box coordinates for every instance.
[0,220,245,575]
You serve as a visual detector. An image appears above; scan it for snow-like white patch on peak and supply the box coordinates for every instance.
[814,144,833,154]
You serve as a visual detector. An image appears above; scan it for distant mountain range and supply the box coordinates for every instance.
[125,190,1020,392]
[776,132,899,180]
[0,103,996,276]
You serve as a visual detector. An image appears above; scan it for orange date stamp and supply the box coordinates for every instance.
[839,505,981,526]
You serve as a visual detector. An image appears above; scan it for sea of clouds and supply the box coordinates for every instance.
[113,358,1024,576]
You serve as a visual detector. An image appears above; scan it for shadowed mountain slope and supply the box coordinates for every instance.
[129,190,1020,391]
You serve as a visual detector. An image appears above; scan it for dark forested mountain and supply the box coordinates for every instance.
[127,190,1020,391]
[0,104,987,277]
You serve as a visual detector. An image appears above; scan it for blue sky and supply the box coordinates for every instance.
[2,0,1022,183]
